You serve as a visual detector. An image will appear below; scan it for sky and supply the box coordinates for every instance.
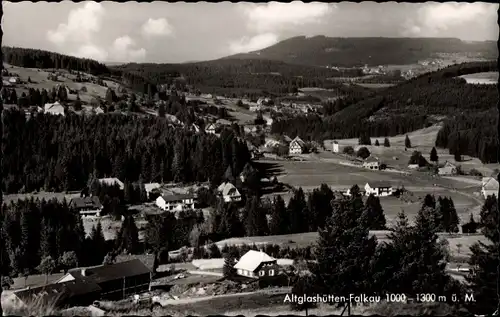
[3,1,498,63]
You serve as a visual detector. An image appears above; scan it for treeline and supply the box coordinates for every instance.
[2,110,250,193]
[435,110,498,163]
[272,61,498,162]
[0,197,205,276]
[2,46,110,76]
[111,59,360,96]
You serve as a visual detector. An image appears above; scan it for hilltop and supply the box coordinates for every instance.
[224,36,497,67]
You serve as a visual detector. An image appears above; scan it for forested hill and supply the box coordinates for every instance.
[225,36,498,67]
[271,61,499,163]
[2,46,111,75]
[110,58,362,96]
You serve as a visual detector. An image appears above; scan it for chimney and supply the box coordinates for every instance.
[81,268,86,277]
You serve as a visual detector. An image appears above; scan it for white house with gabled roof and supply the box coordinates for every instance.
[217,182,241,203]
[482,177,499,199]
[234,250,279,279]
[289,136,306,155]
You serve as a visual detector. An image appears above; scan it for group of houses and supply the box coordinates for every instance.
[343,182,394,197]
[13,249,286,309]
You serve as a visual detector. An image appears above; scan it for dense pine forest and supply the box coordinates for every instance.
[2,110,250,194]
[271,61,499,163]
[2,47,110,75]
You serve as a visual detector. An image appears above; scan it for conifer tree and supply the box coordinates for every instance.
[364,194,387,230]
[430,147,439,164]
[244,195,268,236]
[405,135,412,148]
[117,215,140,254]
[467,196,498,315]
[288,188,307,234]
[310,196,377,301]
[383,137,390,147]
[269,195,289,235]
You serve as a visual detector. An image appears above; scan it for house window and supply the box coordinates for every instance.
[269,269,275,276]
[259,270,265,277]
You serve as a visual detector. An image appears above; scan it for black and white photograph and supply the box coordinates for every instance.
[0,1,498,316]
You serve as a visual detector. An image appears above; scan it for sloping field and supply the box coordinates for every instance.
[4,63,123,104]
[215,231,488,258]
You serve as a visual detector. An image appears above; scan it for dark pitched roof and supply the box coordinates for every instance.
[115,254,155,272]
[14,280,101,307]
[160,193,193,202]
[68,259,151,284]
[367,181,392,188]
[70,196,103,209]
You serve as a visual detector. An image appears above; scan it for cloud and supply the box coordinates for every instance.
[228,33,279,54]
[71,44,109,61]
[403,3,496,37]
[109,36,147,62]
[47,2,105,45]
[141,18,173,37]
[242,1,333,33]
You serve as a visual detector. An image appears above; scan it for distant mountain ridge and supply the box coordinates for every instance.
[223,36,498,67]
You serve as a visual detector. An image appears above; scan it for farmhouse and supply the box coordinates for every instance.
[44,101,65,116]
[217,182,241,203]
[14,279,101,309]
[15,259,152,308]
[364,182,393,197]
[8,76,19,84]
[56,259,152,301]
[69,196,103,217]
[144,183,161,199]
[234,250,279,279]
[289,136,306,155]
[94,106,105,115]
[155,193,195,212]
[482,177,499,199]
[332,141,340,153]
[438,161,458,176]
[98,178,124,190]
[205,123,217,134]
[363,156,381,170]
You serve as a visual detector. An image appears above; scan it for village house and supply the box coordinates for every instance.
[8,76,19,84]
[205,123,217,134]
[98,178,124,190]
[234,250,280,279]
[15,260,152,309]
[438,161,458,176]
[217,182,241,203]
[69,196,103,217]
[155,192,195,212]
[482,177,499,199]
[289,136,306,155]
[44,101,66,116]
[94,106,105,115]
[364,182,393,197]
[144,183,162,199]
[408,164,420,169]
[56,259,152,301]
[332,141,340,153]
[363,156,381,170]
